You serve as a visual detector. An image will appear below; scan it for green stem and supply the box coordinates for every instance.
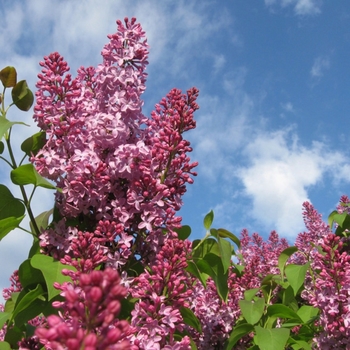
[6,128,41,237]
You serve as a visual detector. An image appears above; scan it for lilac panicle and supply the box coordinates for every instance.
[32,17,198,266]
[35,268,133,350]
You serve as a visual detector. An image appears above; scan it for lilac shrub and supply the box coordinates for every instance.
[2,15,350,350]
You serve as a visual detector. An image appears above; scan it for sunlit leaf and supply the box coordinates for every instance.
[285,263,310,296]
[0,341,11,350]
[254,326,290,350]
[244,288,259,302]
[297,305,319,324]
[11,163,56,189]
[239,297,265,325]
[31,254,76,300]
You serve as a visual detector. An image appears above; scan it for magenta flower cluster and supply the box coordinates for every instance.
[35,268,133,350]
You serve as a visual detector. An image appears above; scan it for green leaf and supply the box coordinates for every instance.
[21,131,46,157]
[244,288,260,302]
[217,228,241,249]
[30,208,53,233]
[180,307,202,332]
[203,253,229,301]
[174,225,191,240]
[18,259,46,289]
[0,215,25,241]
[0,312,10,329]
[239,297,265,325]
[285,263,309,296]
[254,326,290,350]
[203,210,214,230]
[4,292,19,313]
[297,305,319,324]
[0,141,4,154]
[31,254,76,300]
[186,260,208,287]
[14,296,47,327]
[0,66,17,87]
[11,80,34,111]
[10,284,45,321]
[289,340,312,350]
[328,211,350,236]
[4,324,24,348]
[195,253,229,301]
[266,304,302,322]
[280,286,298,311]
[224,323,254,350]
[0,341,11,350]
[192,238,220,259]
[278,246,298,278]
[0,185,25,220]
[0,118,29,141]
[210,228,233,273]
[11,163,56,189]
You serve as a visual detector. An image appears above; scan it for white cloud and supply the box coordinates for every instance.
[265,0,322,15]
[310,56,330,78]
[236,129,346,238]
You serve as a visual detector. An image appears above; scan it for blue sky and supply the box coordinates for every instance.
[1,0,350,293]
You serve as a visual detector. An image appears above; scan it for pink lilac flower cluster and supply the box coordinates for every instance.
[129,237,192,349]
[303,234,350,348]
[238,230,289,289]
[32,18,198,265]
[36,268,133,350]
[294,201,350,348]
[28,17,199,349]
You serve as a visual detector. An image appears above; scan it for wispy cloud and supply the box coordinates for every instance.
[310,55,330,78]
[265,0,322,15]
